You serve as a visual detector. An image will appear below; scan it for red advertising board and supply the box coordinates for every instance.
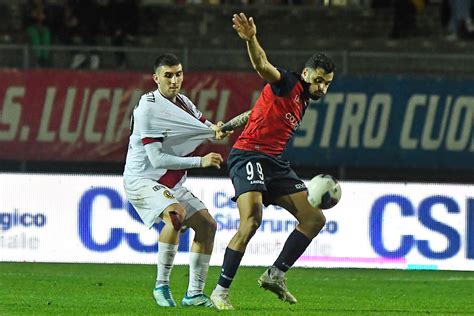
[0,70,262,161]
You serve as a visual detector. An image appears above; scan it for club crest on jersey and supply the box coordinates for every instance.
[294,95,300,104]
[163,190,174,199]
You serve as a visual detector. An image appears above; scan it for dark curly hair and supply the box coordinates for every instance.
[304,53,335,74]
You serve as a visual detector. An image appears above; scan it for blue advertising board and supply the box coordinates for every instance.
[285,75,473,170]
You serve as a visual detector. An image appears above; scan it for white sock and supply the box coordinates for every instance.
[156,242,178,288]
[187,252,211,296]
[213,284,229,294]
[270,266,285,279]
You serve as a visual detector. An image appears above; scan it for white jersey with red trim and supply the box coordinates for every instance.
[123,89,214,187]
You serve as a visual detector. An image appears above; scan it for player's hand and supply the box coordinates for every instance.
[201,152,223,169]
[232,12,256,41]
[211,122,233,140]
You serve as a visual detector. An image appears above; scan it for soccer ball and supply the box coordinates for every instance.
[307,174,342,209]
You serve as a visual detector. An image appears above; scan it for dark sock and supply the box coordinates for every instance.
[273,229,312,272]
[217,247,244,288]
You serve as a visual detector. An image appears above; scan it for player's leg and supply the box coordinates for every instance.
[211,191,263,310]
[229,191,263,251]
[276,190,326,239]
[156,204,185,281]
[179,208,217,307]
[153,203,186,307]
[211,149,267,310]
[274,191,326,273]
[259,190,325,304]
[124,178,185,307]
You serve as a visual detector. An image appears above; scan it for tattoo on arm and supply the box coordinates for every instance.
[222,110,251,132]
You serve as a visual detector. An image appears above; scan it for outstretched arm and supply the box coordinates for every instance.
[144,142,223,169]
[232,13,281,83]
[220,110,252,132]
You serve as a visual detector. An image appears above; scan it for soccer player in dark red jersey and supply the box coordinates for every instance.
[211,13,335,310]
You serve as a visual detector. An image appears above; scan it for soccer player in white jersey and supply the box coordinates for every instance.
[123,53,230,308]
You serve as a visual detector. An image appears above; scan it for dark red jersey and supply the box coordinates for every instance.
[233,69,310,156]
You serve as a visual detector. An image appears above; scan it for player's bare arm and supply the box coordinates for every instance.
[220,110,251,132]
[232,13,280,83]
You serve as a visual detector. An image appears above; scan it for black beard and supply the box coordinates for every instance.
[309,94,321,100]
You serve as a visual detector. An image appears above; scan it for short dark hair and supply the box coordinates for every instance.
[304,53,335,74]
[154,53,181,72]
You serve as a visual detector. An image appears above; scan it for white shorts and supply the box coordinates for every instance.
[123,178,206,229]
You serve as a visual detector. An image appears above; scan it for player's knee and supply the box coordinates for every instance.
[315,213,326,230]
[239,217,261,238]
[206,217,217,237]
[175,209,186,222]
[299,211,326,237]
[308,212,326,234]
[193,215,217,242]
[247,219,261,233]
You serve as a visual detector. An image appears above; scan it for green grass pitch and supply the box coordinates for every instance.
[1,262,473,315]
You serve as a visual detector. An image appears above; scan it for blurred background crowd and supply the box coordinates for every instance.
[0,0,472,70]
[0,0,472,183]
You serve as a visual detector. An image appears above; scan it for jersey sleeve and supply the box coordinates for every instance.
[144,141,201,170]
[270,68,298,97]
[134,95,168,140]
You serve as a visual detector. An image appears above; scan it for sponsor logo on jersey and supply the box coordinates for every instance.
[285,113,301,130]
[152,185,165,192]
